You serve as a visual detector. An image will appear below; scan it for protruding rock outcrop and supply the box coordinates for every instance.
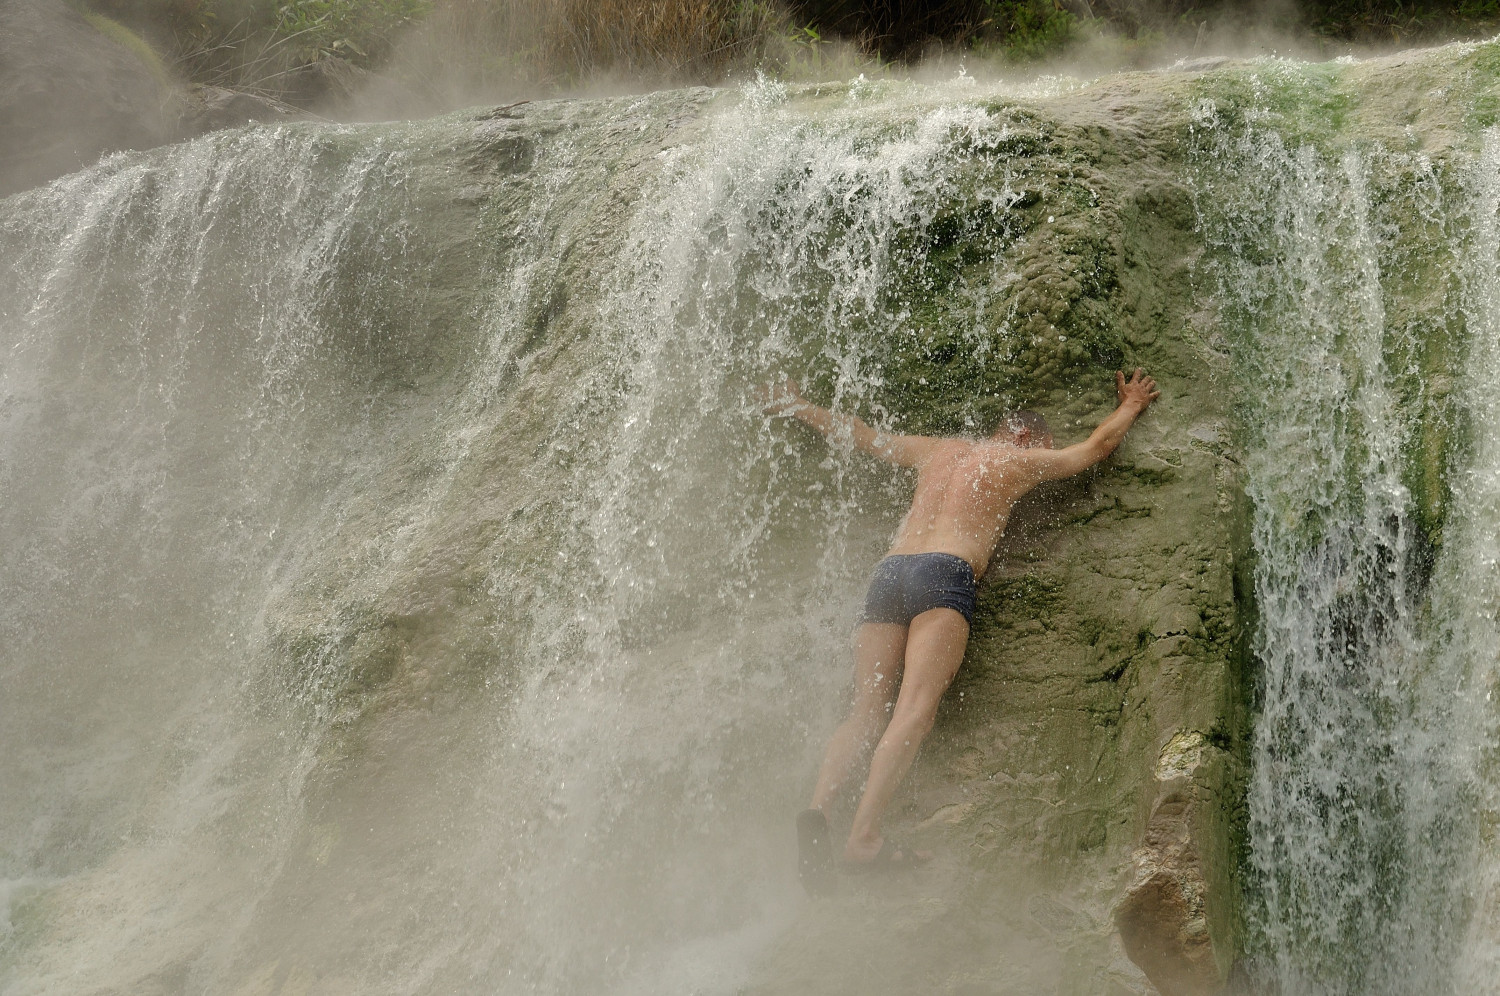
[1116,731,1234,996]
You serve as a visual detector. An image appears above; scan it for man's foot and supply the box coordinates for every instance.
[797,809,837,896]
[841,836,931,872]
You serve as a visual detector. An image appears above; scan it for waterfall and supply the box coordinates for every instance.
[1446,128,1500,991]
[1,81,1085,994]
[1191,57,1500,995]
[7,44,1500,996]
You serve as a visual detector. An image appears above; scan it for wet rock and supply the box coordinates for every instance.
[749,75,1249,996]
[1165,57,1232,74]
[1114,732,1232,995]
[186,86,302,132]
[1116,794,1221,996]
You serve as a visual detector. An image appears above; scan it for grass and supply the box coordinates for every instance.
[545,0,783,78]
[272,0,430,62]
[1301,0,1500,42]
[977,0,1079,61]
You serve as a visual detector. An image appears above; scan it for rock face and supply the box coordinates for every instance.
[0,0,182,196]
[737,73,1251,995]
[1116,733,1228,996]
[1,70,1251,996]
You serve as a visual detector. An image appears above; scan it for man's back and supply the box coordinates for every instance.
[888,439,1038,578]
[762,369,1159,582]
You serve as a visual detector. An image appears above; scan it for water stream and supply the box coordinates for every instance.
[1191,58,1500,994]
[0,80,1072,994]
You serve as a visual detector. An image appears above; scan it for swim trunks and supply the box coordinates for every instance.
[861,552,977,626]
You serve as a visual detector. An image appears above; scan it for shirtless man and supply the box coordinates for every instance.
[763,369,1159,893]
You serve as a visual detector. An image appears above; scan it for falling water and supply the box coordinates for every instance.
[0,79,1096,994]
[1192,57,1500,995]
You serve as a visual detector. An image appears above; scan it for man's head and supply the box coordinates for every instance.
[990,409,1053,449]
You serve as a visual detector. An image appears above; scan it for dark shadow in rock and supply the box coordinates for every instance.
[186,86,303,132]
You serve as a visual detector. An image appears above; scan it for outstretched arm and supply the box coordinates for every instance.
[1023,369,1160,482]
[759,378,939,468]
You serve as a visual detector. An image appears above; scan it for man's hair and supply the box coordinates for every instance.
[999,409,1051,439]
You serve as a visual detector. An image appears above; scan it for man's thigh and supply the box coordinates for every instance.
[897,607,970,706]
[852,621,907,705]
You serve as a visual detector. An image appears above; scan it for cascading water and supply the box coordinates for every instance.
[7,43,1500,996]
[1190,57,1500,994]
[2,79,1126,995]
[1448,126,1500,995]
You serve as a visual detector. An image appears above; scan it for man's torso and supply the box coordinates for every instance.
[885,438,1037,579]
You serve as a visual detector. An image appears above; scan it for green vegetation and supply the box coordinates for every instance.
[68,0,1500,111]
[271,0,430,63]
[1301,0,1500,41]
[978,0,1077,61]
[1190,59,1358,149]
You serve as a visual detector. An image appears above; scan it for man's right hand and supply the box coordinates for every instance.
[1116,368,1160,412]
[757,377,806,416]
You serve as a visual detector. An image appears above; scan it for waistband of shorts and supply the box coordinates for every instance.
[879,551,974,572]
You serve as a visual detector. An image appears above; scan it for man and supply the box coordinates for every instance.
[762,369,1160,893]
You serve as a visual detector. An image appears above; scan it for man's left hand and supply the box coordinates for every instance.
[1116,368,1160,412]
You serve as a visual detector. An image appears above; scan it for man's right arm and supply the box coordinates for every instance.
[1024,369,1160,482]
[761,379,939,468]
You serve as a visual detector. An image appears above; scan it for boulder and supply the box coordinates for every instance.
[0,0,183,196]
[1115,733,1231,996]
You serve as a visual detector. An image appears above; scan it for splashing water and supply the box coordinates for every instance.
[1,82,1079,994]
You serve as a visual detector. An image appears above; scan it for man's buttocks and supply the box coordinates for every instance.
[862,552,977,626]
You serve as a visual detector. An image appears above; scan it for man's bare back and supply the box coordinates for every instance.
[763,370,1159,893]
[767,370,1158,578]
[888,438,1039,577]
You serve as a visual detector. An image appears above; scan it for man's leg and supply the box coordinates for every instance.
[844,606,969,862]
[808,622,907,814]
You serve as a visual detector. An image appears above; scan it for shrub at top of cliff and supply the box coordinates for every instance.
[789,0,1500,64]
[788,0,1077,61]
[60,0,1500,116]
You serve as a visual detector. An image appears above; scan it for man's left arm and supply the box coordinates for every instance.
[1023,369,1160,482]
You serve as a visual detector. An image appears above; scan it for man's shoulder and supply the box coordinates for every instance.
[968,439,1049,480]
[932,436,995,462]
[969,438,1026,459]
[926,436,1031,466]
